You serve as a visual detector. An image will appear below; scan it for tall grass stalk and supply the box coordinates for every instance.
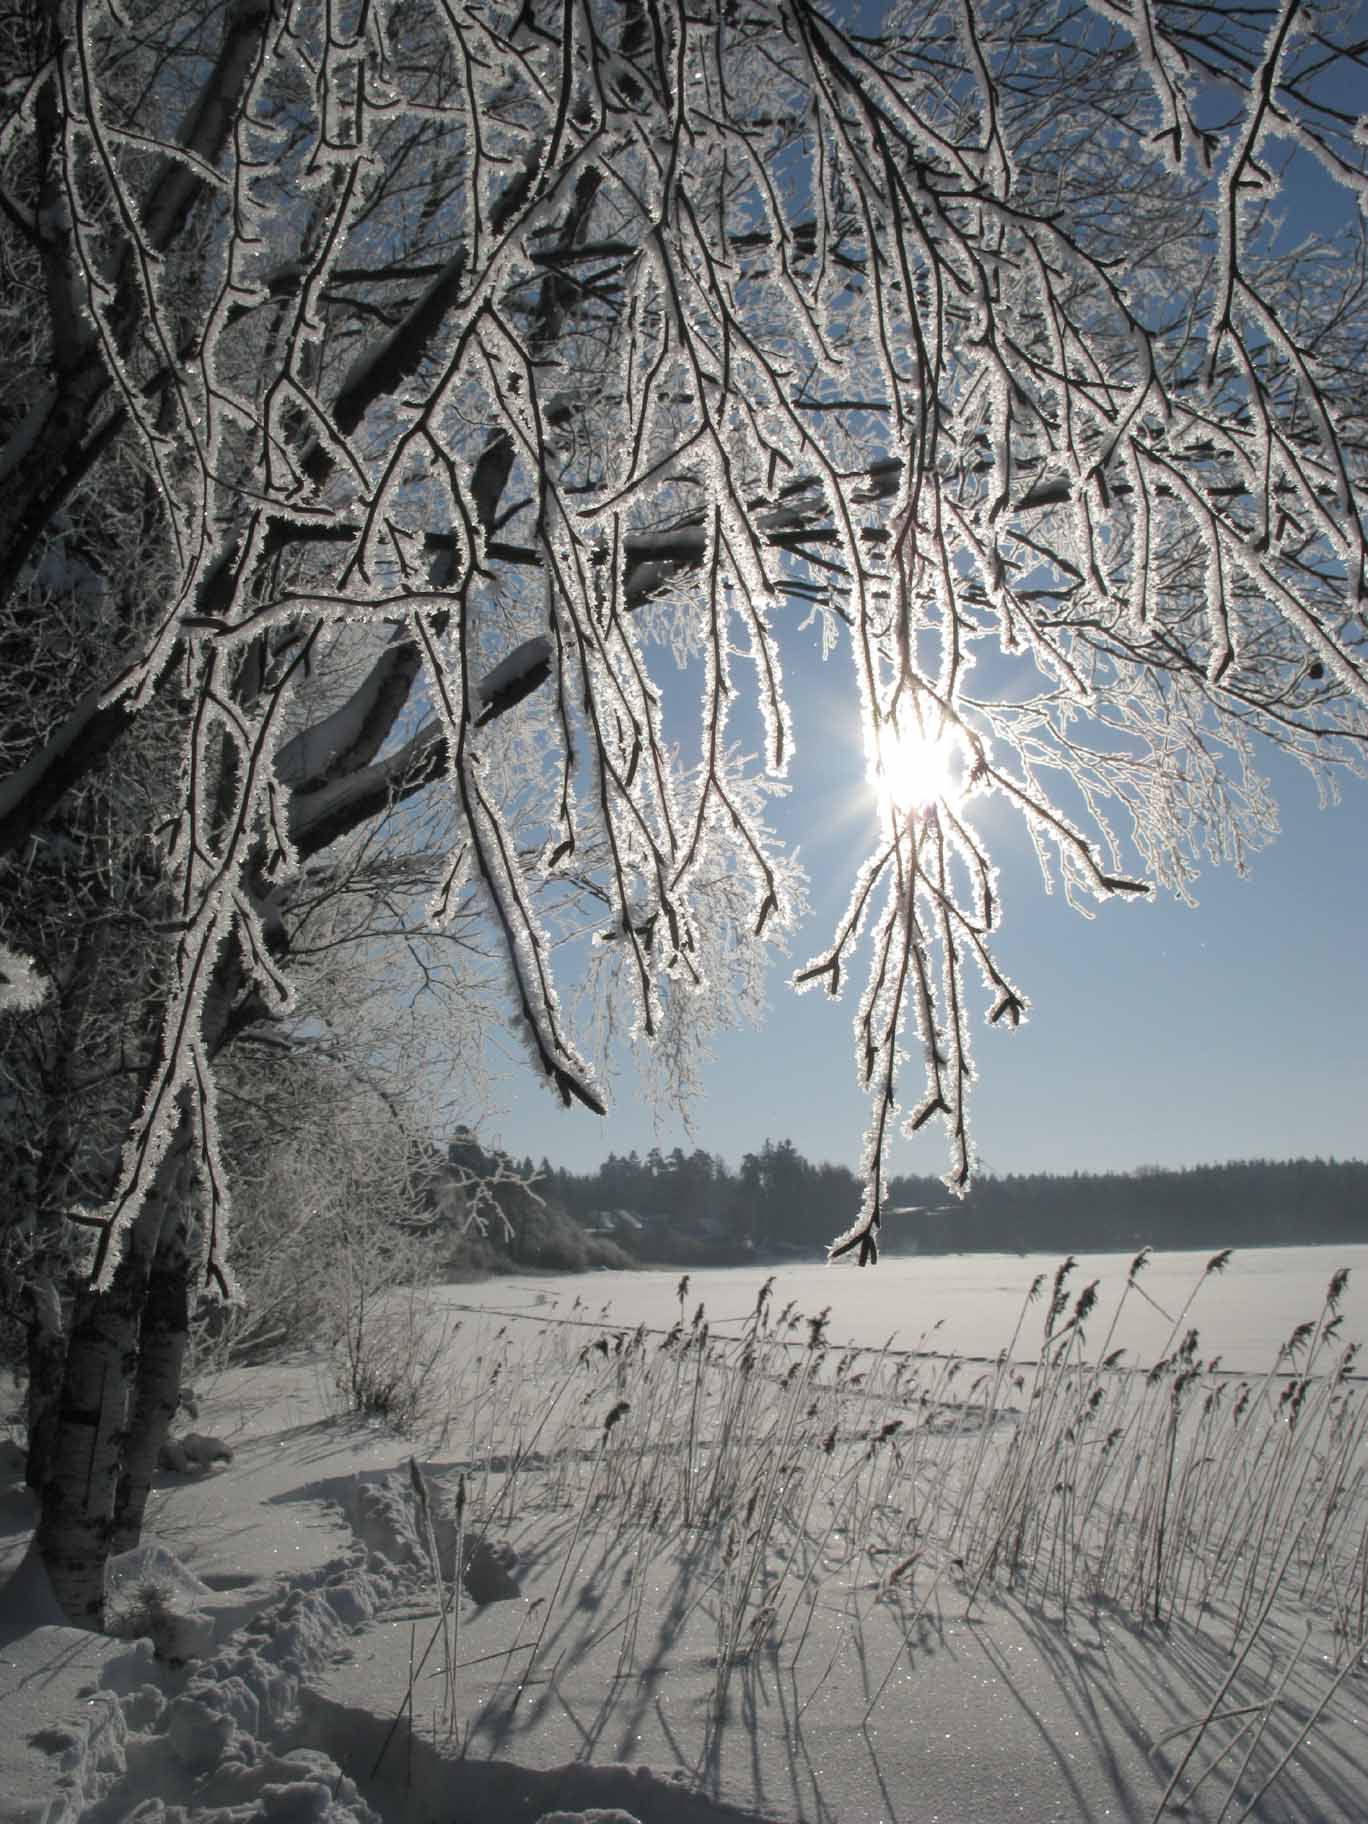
[1226,1627,1368,1824]
[515,1398,629,1704]
[390,1256,1364,1800]
[1147,1513,1312,1823]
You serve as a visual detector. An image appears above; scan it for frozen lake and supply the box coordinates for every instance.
[436,1244,1368,1375]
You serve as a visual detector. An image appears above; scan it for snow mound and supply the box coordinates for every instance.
[106,1541,216,1663]
[460,1534,521,1603]
[158,1432,234,1475]
[348,1471,427,1570]
[106,1743,379,1824]
[160,1556,393,1766]
[0,1625,134,1824]
[535,1812,642,1823]
[76,1504,767,1824]
[72,1549,407,1824]
[298,1680,784,1824]
[286,1465,523,1601]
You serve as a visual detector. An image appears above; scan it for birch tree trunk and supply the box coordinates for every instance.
[6,0,1368,1629]
[34,1122,191,1629]
[23,1281,66,1497]
[109,1210,193,1557]
[35,1244,150,1630]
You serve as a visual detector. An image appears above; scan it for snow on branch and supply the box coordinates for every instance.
[0,943,49,1014]
[3,0,1366,1281]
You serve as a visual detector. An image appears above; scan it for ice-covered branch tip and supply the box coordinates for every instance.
[828,1204,880,1268]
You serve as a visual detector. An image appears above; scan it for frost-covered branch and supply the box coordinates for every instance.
[3,0,1366,1288]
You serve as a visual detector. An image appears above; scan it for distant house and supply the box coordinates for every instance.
[886,1205,924,1253]
[585,1208,646,1238]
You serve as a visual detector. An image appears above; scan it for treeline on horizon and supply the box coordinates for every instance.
[528,1141,1368,1257]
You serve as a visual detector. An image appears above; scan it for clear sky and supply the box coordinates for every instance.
[472,28,1368,1188]
[482,611,1368,1182]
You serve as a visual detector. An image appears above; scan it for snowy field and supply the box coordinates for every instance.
[430,1244,1368,1374]
[3,1245,1367,1824]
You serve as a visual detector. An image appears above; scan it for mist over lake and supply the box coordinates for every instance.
[437,1245,1368,1376]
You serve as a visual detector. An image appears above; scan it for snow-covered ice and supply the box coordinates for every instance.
[2,1249,1366,1823]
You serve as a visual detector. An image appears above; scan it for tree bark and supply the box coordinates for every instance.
[34,1124,190,1629]
[35,1246,149,1629]
[23,1279,66,1496]
[0,3,273,608]
[109,1212,192,1556]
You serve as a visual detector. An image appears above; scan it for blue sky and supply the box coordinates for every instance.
[475,13,1368,1185]
[487,616,1368,1181]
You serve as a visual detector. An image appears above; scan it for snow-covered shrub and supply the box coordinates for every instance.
[105,1543,215,1663]
[204,1046,431,1364]
[328,1259,457,1440]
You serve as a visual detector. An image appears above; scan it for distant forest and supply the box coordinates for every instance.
[529,1143,1368,1258]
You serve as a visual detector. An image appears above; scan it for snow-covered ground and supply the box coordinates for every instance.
[425,1245,1368,1373]
[3,1249,1366,1824]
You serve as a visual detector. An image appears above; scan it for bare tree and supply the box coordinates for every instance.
[2,0,1366,1622]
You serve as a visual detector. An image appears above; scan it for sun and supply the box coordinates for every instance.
[870,711,969,821]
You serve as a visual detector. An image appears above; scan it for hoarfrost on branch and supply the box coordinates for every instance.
[1,0,1365,1276]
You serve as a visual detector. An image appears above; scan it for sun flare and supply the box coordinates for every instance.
[871,714,969,820]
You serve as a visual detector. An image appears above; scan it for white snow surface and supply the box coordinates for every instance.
[1,1249,1366,1824]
